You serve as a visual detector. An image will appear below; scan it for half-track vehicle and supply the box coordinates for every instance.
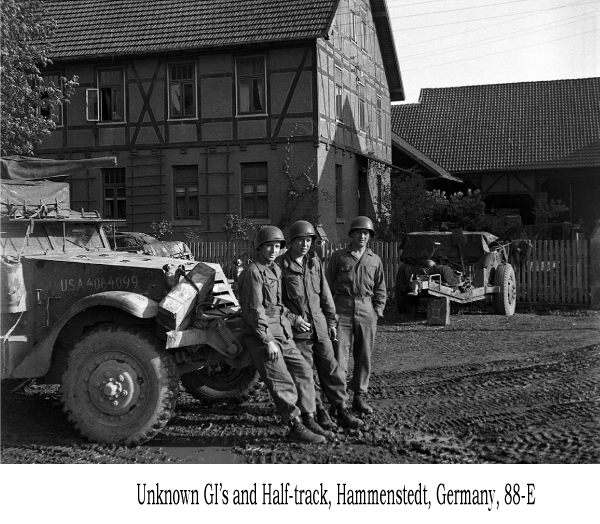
[1,156,257,445]
[395,229,517,324]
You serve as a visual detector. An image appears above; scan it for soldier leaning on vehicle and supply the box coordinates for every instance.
[275,221,364,434]
[326,216,386,415]
[237,226,326,444]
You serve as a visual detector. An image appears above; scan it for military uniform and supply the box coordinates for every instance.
[326,246,386,396]
[276,249,348,411]
[238,259,316,422]
[426,263,459,287]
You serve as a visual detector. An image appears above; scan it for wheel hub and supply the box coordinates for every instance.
[88,359,141,416]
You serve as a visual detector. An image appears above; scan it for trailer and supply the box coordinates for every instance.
[395,230,517,325]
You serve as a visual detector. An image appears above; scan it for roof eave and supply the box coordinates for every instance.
[391,132,463,182]
[370,0,405,102]
[49,35,324,62]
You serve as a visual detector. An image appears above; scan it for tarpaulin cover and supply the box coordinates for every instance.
[1,180,71,217]
[1,156,117,180]
[400,231,498,265]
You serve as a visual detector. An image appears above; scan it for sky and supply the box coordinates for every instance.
[388,0,600,103]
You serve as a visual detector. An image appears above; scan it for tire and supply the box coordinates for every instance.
[61,325,179,446]
[493,264,517,316]
[181,364,259,404]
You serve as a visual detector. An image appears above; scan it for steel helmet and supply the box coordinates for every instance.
[253,225,286,250]
[348,216,375,238]
[288,220,317,243]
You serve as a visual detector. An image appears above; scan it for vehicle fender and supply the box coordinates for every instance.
[11,292,159,378]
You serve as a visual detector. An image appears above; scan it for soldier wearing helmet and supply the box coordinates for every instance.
[237,225,326,444]
[325,216,386,415]
[276,221,363,434]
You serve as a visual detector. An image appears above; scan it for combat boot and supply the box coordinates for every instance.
[352,394,374,414]
[316,406,338,431]
[287,416,327,444]
[302,413,335,440]
[336,405,364,429]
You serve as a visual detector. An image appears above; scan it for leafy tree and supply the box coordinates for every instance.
[1,0,78,156]
[446,189,486,231]
[377,173,448,240]
[377,174,486,240]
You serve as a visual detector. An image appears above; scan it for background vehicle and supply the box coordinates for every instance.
[1,156,257,445]
[395,229,517,324]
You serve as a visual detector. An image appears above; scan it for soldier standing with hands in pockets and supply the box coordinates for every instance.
[326,216,386,415]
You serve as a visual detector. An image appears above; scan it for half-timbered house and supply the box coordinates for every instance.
[36,0,404,241]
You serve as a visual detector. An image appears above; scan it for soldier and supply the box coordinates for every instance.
[237,226,326,444]
[276,221,364,433]
[326,216,386,414]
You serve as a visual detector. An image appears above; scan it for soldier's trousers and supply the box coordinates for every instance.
[294,335,348,410]
[334,296,378,395]
[244,335,316,422]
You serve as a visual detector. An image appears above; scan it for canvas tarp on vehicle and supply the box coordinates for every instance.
[1,156,116,181]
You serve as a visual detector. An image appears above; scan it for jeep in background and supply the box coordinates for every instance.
[1,156,257,445]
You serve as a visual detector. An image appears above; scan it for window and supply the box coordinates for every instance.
[376,96,382,138]
[236,57,266,115]
[358,81,366,131]
[86,68,124,122]
[103,168,126,219]
[335,164,344,219]
[335,66,343,121]
[174,166,199,219]
[350,10,358,42]
[241,163,268,218]
[360,9,369,52]
[40,73,63,125]
[169,63,196,119]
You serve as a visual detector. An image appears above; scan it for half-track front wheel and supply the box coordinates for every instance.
[181,364,259,404]
[493,263,517,316]
[61,325,179,446]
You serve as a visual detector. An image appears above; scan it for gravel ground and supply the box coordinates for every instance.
[2,304,599,464]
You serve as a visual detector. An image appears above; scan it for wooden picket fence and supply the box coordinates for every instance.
[189,239,591,306]
[515,239,590,305]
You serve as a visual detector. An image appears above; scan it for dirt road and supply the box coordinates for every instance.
[2,306,598,464]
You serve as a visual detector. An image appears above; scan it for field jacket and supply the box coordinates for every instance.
[276,249,337,341]
[326,247,387,318]
[238,259,297,344]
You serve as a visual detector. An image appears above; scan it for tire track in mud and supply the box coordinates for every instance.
[367,344,599,463]
[2,313,599,463]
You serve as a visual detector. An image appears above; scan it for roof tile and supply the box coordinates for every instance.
[391,78,600,172]
[45,0,336,58]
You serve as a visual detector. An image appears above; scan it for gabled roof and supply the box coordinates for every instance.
[45,0,338,58]
[45,0,404,101]
[370,0,404,101]
[391,78,600,172]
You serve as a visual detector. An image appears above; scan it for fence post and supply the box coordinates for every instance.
[590,223,600,310]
